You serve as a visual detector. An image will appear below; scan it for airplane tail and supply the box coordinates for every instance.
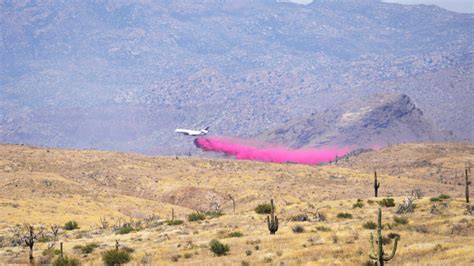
[202,126,209,131]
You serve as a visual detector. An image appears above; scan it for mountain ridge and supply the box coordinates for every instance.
[1,0,473,154]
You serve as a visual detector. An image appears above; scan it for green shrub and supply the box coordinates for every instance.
[64,221,79,230]
[102,250,131,266]
[430,197,442,202]
[367,200,375,205]
[438,194,451,200]
[116,226,134,235]
[378,198,395,207]
[336,212,353,219]
[165,219,184,226]
[362,221,377,229]
[393,216,408,225]
[42,248,61,257]
[187,213,206,222]
[254,203,272,214]
[205,210,224,218]
[227,232,243,238]
[77,243,98,254]
[353,199,364,208]
[53,256,80,266]
[209,240,229,256]
[183,253,193,259]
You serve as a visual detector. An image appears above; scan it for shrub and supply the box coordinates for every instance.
[42,248,61,257]
[291,214,309,222]
[336,212,353,219]
[209,240,229,256]
[254,203,272,214]
[184,253,193,259]
[430,197,442,202]
[438,194,451,200]
[64,221,79,231]
[38,235,52,243]
[102,250,131,266]
[205,210,224,218]
[292,225,305,233]
[393,216,408,225]
[187,212,206,222]
[363,221,377,229]
[116,226,134,235]
[367,200,375,205]
[245,250,252,256]
[165,220,183,226]
[378,198,395,207]
[79,243,98,254]
[53,256,80,266]
[227,232,243,238]
[353,199,364,208]
[171,255,181,262]
[315,226,331,232]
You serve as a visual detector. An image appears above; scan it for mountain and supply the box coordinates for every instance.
[257,93,454,148]
[1,0,473,154]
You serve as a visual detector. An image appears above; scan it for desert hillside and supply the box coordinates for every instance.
[0,143,473,265]
[258,94,454,148]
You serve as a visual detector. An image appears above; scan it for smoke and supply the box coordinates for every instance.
[194,137,350,165]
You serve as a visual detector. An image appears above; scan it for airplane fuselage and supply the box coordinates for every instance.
[175,128,208,136]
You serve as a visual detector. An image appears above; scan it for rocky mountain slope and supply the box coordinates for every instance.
[258,93,454,148]
[1,0,473,154]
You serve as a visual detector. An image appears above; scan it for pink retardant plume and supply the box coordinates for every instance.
[194,137,350,165]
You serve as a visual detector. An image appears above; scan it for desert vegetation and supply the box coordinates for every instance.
[0,144,472,264]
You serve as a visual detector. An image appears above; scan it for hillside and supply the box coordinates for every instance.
[0,143,473,264]
[1,0,473,154]
[258,93,453,148]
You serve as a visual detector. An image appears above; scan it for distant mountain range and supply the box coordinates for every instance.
[1,0,473,154]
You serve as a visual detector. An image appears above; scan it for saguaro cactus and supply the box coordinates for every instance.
[369,208,399,265]
[266,199,279,235]
[374,171,381,197]
[466,168,470,203]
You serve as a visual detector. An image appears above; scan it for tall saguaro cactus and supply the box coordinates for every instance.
[266,199,279,235]
[374,171,381,197]
[466,168,470,203]
[369,208,399,266]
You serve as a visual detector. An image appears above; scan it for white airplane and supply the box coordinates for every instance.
[175,126,209,136]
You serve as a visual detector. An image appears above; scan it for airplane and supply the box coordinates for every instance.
[175,126,209,136]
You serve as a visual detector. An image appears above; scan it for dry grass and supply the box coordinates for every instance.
[0,143,473,265]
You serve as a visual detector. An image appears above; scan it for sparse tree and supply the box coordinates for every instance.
[396,193,416,214]
[22,224,44,264]
[99,217,109,230]
[50,224,60,241]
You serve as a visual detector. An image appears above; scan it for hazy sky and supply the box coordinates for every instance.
[286,0,474,14]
